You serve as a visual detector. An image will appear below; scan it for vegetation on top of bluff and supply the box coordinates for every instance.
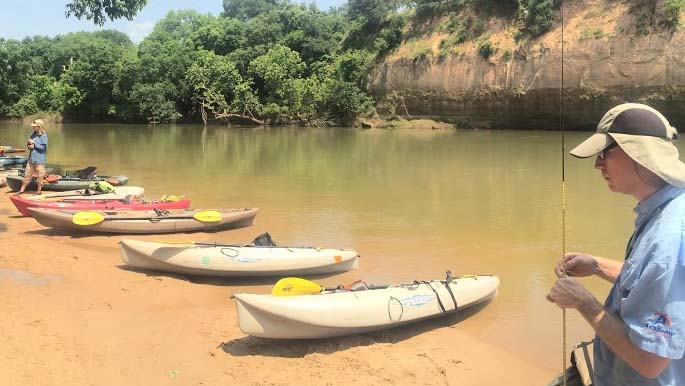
[364,0,684,64]
[1,0,684,126]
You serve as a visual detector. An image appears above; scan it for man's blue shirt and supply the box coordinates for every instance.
[28,132,47,163]
[594,184,685,386]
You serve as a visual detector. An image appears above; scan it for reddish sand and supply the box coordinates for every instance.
[0,191,554,386]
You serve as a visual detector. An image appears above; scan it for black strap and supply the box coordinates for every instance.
[624,197,675,259]
[443,281,459,315]
[417,281,446,313]
[154,208,171,217]
[582,343,595,386]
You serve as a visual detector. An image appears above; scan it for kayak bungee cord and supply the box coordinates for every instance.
[559,1,568,386]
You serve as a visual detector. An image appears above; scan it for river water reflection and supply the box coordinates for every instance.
[0,121,662,371]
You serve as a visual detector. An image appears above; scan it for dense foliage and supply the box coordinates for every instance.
[630,0,685,33]
[1,2,374,126]
[66,0,148,26]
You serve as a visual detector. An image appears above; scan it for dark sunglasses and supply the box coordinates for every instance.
[597,143,618,160]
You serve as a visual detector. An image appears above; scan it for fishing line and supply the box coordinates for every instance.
[560,1,568,386]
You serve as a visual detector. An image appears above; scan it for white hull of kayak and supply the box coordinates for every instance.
[234,275,499,339]
[120,239,359,277]
[24,186,144,201]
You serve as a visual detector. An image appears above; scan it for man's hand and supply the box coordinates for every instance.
[555,252,599,278]
[546,277,598,310]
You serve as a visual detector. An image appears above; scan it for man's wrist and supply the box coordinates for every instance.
[592,260,600,276]
[578,297,604,326]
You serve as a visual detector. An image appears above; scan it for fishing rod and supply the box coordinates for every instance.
[560,1,568,386]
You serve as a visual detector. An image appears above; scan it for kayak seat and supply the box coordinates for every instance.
[74,166,98,180]
[343,280,369,291]
[333,281,387,293]
[154,208,171,217]
[248,232,278,247]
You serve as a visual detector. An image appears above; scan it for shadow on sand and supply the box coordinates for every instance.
[24,225,250,238]
[218,300,493,358]
[24,228,107,238]
[116,265,345,287]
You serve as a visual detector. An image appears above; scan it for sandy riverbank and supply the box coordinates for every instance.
[0,189,555,386]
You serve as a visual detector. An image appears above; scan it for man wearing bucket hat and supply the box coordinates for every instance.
[547,103,685,386]
[15,119,48,195]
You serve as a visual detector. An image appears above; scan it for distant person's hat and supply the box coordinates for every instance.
[31,119,44,128]
[570,103,685,187]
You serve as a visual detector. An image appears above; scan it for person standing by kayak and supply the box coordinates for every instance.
[15,119,48,195]
[547,103,685,386]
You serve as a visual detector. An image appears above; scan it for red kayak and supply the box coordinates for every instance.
[10,195,192,217]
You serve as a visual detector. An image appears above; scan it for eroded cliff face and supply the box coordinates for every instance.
[368,2,685,130]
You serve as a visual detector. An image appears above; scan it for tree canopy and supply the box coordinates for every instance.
[66,0,148,25]
[2,2,374,126]
[222,0,283,21]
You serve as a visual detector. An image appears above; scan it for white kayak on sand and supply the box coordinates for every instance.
[23,186,145,201]
[234,274,500,339]
[120,238,360,276]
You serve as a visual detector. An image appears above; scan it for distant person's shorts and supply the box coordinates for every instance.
[23,162,46,183]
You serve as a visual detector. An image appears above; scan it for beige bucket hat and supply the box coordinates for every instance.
[31,119,44,127]
[570,103,685,187]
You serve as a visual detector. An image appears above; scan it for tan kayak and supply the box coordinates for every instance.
[28,207,258,234]
[120,238,359,276]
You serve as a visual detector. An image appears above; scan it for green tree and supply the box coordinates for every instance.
[274,5,347,66]
[412,0,465,19]
[146,10,213,42]
[222,0,283,21]
[347,0,402,25]
[111,47,142,120]
[343,0,406,53]
[517,0,557,38]
[191,17,245,55]
[137,11,210,119]
[28,75,55,111]
[7,96,39,117]
[66,0,148,25]
[332,50,371,88]
[129,82,181,122]
[0,39,29,115]
[51,81,83,113]
[471,0,518,16]
[249,44,306,105]
[661,0,685,30]
[230,80,263,120]
[1,2,377,125]
[54,32,128,118]
[185,50,242,122]
[323,80,373,126]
